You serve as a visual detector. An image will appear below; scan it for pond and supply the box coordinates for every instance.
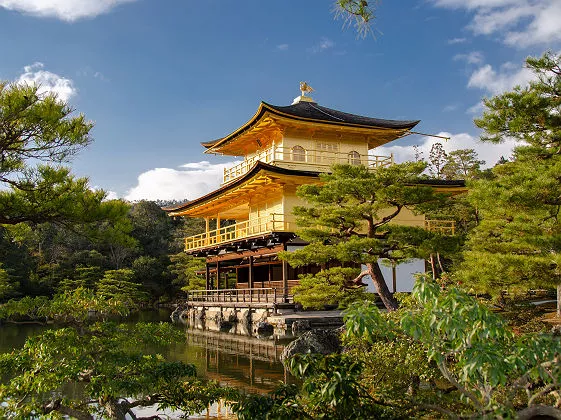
[0,308,293,417]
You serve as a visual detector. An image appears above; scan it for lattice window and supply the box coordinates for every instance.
[348,150,361,165]
[316,142,339,152]
[291,145,306,162]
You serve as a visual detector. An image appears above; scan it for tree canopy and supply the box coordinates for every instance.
[458,52,561,297]
[0,82,108,226]
[281,162,452,311]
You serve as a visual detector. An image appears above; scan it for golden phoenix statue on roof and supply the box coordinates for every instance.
[299,81,314,97]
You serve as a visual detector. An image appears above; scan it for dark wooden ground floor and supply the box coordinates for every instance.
[201,244,322,298]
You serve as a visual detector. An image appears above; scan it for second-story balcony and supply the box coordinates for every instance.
[223,145,394,184]
[185,213,456,252]
[185,213,296,252]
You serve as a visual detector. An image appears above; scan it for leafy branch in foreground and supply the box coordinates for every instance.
[345,276,561,418]
[333,0,379,38]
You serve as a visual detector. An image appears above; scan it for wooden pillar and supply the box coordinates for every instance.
[216,261,220,290]
[392,263,397,294]
[205,217,210,245]
[282,259,289,303]
[205,263,210,290]
[248,256,254,290]
[216,214,221,243]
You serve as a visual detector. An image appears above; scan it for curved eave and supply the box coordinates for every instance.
[413,179,467,195]
[203,101,420,153]
[164,161,320,216]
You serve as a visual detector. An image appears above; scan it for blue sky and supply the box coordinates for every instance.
[1,0,559,201]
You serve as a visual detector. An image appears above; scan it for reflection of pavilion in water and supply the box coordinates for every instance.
[186,328,291,394]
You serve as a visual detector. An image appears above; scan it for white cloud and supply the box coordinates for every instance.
[464,60,536,113]
[17,62,77,101]
[375,132,516,169]
[276,44,289,51]
[431,0,561,47]
[453,51,484,64]
[0,0,137,21]
[125,161,240,202]
[467,62,534,95]
[447,37,467,44]
[104,190,119,200]
[467,102,485,115]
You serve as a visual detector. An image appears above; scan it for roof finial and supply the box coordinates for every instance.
[300,81,314,97]
[292,81,316,105]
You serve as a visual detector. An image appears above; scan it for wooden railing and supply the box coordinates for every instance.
[185,215,456,251]
[185,213,295,251]
[186,288,292,304]
[425,220,456,235]
[223,145,393,183]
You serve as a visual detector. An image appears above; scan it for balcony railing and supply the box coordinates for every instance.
[425,220,456,235]
[185,215,456,252]
[186,288,292,305]
[223,145,394,184]
[185,213,295,251]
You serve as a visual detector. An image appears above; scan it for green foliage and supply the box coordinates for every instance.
[93,201,139,270]
[59,265,103,291]
[129,200,174,256]
[0,321,231,419]
[343,276,561,417]
[170,252,206,292]
[132,255,172,296]
[428,142,448,179]
[292,267,367,310]
[0,288,129,323]
[96,269,149,307]
[475,52,561,150]
[0,81,92,183]
[459,52,561,294]
[442,148,486,180]
[0,264,19,301]
[283,162,452,310]
[0,82,111,228]
[232,354,392,420]
[333,0,379,38]
[0,295,50,321]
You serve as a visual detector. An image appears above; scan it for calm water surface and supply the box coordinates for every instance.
[0,309,292,395]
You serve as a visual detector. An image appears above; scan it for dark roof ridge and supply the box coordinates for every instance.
[202,101,420,150]
[263,101,420,129]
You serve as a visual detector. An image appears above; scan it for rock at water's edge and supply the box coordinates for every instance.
[280,328,342,364]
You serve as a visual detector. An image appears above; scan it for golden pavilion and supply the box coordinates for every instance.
[165,85,464,302]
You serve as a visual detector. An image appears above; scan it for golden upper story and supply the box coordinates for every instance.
[203,96,419,185]
[165,93,462,252]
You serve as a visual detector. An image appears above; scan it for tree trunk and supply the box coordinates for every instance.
[429,254,437,280]
[517,405,561,420]
[366,262,398,311]
[557,284,561,318]
[103,399,131,420]
[436,253,445,275]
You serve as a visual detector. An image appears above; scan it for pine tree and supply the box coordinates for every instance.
[458,52,561,313]
[281,163,450,311]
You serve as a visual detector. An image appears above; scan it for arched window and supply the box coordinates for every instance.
[348,151,361,165]
[291,145,306,162]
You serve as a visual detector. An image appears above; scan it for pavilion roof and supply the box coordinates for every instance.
[202,101,420,153]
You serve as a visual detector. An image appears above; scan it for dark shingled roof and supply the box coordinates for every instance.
[265,101,420,129]
[202,101,420,150]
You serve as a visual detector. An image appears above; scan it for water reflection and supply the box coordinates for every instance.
[0,309,292,396]
[169,327,291,394]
